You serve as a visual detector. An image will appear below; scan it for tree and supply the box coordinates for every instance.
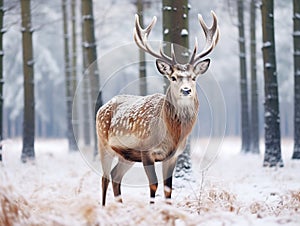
[71,0,79,147]
[136,0,147,96]
[20,0,35,162]
[261,0,283,167]
[81,0,101,152]
[237,0,250,153]
[162,0,189,63]
[0,0,4,162]
[62,0,78,151]
[162,0,192,179]
[292,0,300,159]
[249,0,260,154]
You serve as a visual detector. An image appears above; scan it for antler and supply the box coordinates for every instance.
[134,14,178,65]
[189,11,220,65]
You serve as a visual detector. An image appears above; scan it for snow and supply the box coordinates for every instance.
[181,29,188,36]
[265,111,272,117]
[295,13,300,19]
[294,50,300,56]
[163,6,172,11]
[82,15,93,20]
[265,62,273,68]
[293,31,300,36]
[1,138,300,225]
[263,41,272,48]
[82,41,96,48]
[1,28,7,33]
[27,59,35,66]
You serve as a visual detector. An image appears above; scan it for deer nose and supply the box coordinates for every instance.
[181,87,192,96]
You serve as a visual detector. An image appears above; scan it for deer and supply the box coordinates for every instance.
[96,11,219,206]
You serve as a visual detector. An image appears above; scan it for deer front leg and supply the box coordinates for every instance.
[162,157,177,199]
[142,153,158,204]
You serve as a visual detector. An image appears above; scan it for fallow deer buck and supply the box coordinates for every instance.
[96,11,219,206]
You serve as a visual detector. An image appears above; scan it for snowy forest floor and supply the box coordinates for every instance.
[0,138,300,226]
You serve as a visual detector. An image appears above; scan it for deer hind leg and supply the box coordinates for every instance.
[142,153,158,204]
[100,151,113,206]
[162,157,177,200]
[111,158,134,202]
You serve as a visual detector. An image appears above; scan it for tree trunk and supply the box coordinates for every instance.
[250,0,260,154]
[137,0,147,96]
[62,0,78,151]
[71,0,79,150]
[261,0,283,167]
[162,0,189,61]
[81,0,101,115]
[237,0,250,153]
[0,0,3,162]
[162,0,191,179]
[81,4,91,146]
[293,0,300,159]
[21,0,35,163]
[81,0,101,154]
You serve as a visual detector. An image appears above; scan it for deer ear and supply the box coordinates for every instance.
[156,59,173,77]
[194,59,210,76]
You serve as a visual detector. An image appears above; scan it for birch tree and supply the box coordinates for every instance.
[292,0,300,159]
[20,0,35,162]
[261,0,283,167]
[250,0,260,153]
[237,0,250,153]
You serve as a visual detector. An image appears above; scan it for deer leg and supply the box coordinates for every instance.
[100,152,113,206]
[162,158,177,199]
[111,159,133,202]
[102,176,110,206]
[142,154,158,204]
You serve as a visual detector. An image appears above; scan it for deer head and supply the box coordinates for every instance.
[134,11,219,106]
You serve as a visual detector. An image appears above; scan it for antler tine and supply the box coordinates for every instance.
[134,14,155,52]
[134,14,173,64]
[159,45,172,63]
[189,38,198,64]
[171,44,178,65]
[190,11,219,65]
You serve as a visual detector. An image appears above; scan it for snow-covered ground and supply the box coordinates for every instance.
[1,138,299,225]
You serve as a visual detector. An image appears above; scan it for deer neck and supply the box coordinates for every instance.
[163,88,199,125]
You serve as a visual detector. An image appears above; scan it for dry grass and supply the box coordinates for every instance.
[179,187,237,215]
[1,181,300,226]
[248,190,300,218]
[1,139,300,225]
[0,185,30,226]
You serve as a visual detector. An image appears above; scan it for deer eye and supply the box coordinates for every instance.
[192,76,196,81]
[171,76,177,81]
